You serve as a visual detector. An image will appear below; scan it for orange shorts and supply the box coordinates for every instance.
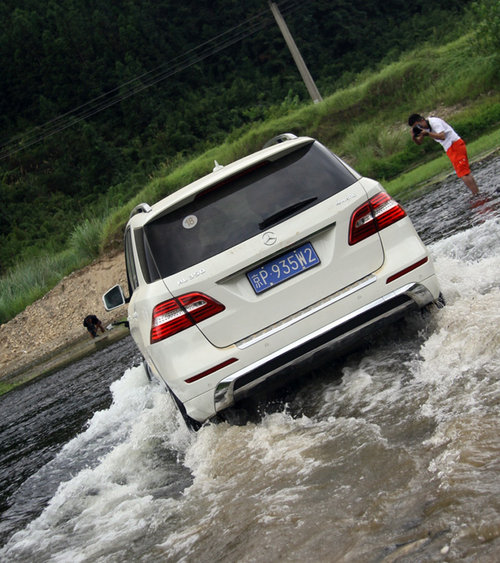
[446,138,471,178]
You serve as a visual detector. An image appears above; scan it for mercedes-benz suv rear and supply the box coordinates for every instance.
[103,134,442,428]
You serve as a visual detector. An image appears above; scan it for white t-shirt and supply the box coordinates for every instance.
[426,117,461,151]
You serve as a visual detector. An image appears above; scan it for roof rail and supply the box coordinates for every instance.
[129,203,152,218]
[262,133,297,149]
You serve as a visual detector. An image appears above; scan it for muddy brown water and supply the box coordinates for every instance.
[1,156,499,562]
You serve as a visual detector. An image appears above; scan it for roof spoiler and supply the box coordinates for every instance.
[129,203,152,218]
[262,133,297,149]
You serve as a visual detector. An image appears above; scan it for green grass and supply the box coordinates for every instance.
[0,251,81,323]
[1,31,499,326]
[0,381,16,395]
[69,216,107,262]
[0,210,115,323]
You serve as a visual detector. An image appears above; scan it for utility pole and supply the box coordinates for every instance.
[269,1,322,104]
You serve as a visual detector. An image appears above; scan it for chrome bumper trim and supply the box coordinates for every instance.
[236,275,377,350]
[214,282,433,412]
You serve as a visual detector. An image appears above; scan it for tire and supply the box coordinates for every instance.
[143,361,202,431]
[169,390,202,432]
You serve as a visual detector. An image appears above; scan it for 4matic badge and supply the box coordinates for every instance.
[177,268,207,286]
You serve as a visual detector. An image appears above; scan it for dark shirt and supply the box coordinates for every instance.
[83,314,100,328]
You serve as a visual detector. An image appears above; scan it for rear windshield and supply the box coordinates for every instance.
[141,141,356,280]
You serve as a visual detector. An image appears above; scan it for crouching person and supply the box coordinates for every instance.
[83,314,105,338]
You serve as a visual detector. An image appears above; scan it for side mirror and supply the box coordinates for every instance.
[102,284,127,311]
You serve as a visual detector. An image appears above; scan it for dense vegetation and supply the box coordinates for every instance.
[0,0,499,325]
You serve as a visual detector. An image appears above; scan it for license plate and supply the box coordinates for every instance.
[247,242,320,294]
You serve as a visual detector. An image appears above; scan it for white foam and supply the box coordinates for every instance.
[414,218,500,419]
[1,364,194,561]
[407,219,500,502]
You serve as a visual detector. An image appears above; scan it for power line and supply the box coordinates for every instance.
[0,0,305,160]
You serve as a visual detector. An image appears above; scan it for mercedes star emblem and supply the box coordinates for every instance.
[262,231,277,246]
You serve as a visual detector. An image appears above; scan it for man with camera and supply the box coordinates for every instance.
[408,114,479,195]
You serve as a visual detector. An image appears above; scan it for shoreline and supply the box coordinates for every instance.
[0,251,129,394]
[0,324,131,395]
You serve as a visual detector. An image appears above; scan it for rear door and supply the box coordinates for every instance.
[142,141,384,347]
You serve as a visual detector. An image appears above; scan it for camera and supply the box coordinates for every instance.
[412,124,424,136]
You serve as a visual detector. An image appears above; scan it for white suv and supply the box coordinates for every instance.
[103,134,442,428]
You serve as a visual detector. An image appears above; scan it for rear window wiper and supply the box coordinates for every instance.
[258,197,318,230]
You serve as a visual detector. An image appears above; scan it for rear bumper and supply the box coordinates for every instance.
[214,280,437,413]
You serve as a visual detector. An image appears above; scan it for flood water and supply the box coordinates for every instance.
[1,155,499,562]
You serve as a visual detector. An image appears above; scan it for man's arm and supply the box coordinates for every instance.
[413,129,445,144]
[426,130,445,141]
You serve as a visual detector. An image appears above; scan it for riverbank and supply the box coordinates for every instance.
[0,324,131,394]
[0,251,129,394]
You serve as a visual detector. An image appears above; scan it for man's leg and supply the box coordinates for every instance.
[461,173,479,195]
[447,140,479,196]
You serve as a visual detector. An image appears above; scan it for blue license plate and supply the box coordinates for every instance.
[247,242,320,294]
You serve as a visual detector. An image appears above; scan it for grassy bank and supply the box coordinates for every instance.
[1,32,499,326]
[0,214,109,323]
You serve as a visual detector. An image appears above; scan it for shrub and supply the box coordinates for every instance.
[69,217,106,262]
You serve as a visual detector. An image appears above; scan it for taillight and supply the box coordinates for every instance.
[151,292,225,343]
[349,192,406,245]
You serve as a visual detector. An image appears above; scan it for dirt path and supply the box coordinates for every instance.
[0,252,128,379]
